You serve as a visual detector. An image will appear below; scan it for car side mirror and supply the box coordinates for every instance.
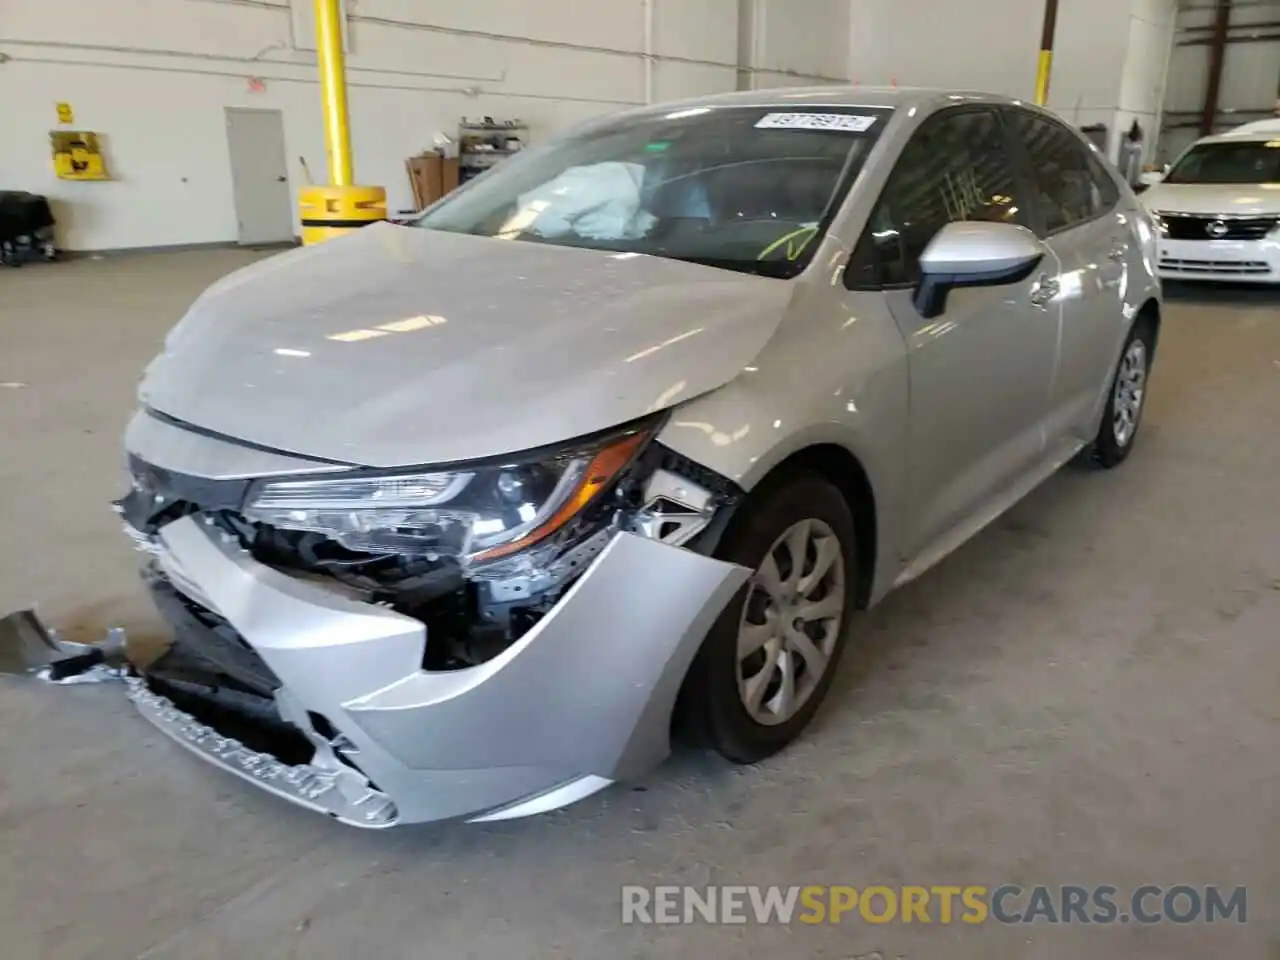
[913,222,1045,319]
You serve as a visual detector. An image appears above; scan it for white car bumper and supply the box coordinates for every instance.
[1156,235,1280,283]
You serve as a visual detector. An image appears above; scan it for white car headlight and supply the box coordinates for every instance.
[242,423,653,566]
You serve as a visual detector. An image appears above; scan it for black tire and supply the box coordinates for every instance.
[678,471,858,764]
[1089,318,1155,469]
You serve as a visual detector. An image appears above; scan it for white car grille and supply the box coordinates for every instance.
[1160,214,1279,242]
[1158,257,1272,276]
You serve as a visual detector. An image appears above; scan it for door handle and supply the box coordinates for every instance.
[1029,274,1059,307]
[277,175,287,183]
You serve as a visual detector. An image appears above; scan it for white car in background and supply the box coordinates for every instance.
[1141,119,1280,282]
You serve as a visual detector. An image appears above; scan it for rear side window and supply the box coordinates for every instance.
[848,108,1031,288]
[1011,112,1113,234]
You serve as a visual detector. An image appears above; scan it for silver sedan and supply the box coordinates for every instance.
[117,87,1162,826]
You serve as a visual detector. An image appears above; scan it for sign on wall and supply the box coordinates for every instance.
[50,131,110,181]
[56,102,74,124]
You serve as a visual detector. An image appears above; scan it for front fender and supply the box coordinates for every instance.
[656,291,911,606]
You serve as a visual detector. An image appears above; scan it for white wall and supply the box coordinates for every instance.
[0,0,849,251]
[847,0,1177,158]
[2,0,1194,251]
[1113,0,1178,161]
[849,0,1042,95]
[753,0,851,87]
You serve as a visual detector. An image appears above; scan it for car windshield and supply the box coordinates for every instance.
[414,105,892,278]
[1164,140,1280,184]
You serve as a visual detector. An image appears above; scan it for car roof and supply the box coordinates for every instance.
[1199,118,1280,144]
[615,85,1034,120]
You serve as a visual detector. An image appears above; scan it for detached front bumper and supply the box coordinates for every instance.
[134,514,748,827]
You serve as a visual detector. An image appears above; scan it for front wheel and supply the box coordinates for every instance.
[679,472,857,764]
[1090,320,1155,468]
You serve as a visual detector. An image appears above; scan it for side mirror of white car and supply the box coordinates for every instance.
[1139,169,1166,186]
[914,221,1046,319]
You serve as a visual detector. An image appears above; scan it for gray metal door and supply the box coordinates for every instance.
[225,108,294,246]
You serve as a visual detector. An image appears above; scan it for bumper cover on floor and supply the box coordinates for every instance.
[136,515,749,826]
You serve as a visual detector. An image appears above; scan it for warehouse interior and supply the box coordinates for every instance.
[1,1,1278,958]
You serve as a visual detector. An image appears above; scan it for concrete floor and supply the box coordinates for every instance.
[1,251,1277,960]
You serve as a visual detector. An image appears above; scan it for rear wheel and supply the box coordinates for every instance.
[680,472,857,763]
[1090,320,1154,468]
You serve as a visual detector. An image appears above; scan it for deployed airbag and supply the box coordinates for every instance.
[517,163,657,241]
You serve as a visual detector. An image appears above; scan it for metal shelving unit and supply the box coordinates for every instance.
[458,120,528,184]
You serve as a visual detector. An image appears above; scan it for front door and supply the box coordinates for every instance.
[225,108,294,246]
[845,106,1063,558]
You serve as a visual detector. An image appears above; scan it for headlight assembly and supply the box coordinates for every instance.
[241,422,655,567]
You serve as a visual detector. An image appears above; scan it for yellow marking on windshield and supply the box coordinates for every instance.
[758,226,818,262]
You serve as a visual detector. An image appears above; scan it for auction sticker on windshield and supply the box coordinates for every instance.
[755,112,878,132]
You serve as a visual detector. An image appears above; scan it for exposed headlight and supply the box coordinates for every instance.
[242,422,654,567]
[1150,212,1168,236]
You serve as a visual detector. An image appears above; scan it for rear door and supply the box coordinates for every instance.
[1005,109,1132,444]
[844,106,1063,559]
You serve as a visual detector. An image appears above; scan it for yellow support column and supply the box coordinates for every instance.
[301,0,385,245]
[1034,0,1060,107]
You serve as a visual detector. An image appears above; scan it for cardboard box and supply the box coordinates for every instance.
[406,153,460,210]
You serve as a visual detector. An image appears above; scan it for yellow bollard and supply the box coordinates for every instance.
[299,185,387,246]
[300,0,385,245]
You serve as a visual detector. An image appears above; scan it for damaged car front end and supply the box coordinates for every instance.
[115,406,750,827]
[105,93,901,827]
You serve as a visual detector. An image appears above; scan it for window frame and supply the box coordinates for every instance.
[1001,106,1121,240]
[844,104,1039,292]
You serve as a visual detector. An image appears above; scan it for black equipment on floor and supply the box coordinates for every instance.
[0,191,58,267]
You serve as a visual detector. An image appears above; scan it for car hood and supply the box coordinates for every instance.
[1140,182,1280,217]
[141,222,793,468]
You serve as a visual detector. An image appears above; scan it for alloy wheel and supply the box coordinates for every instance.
[1112,339,1148,448]
[735,518,846,726]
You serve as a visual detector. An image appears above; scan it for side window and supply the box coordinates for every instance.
[1012,113,1109,234]
[849,109,1031,288]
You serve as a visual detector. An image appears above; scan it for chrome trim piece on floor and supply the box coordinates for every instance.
[125,676,399,829]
